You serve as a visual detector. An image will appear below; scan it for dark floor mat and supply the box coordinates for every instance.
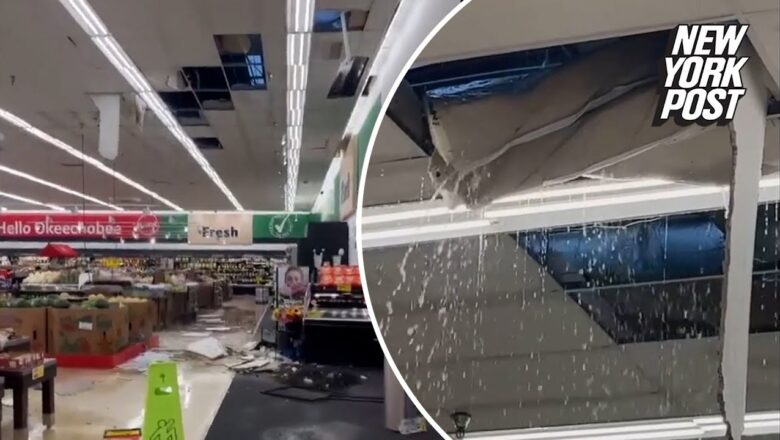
[205,369,440,440]
[261,386,331,401]
[274,363,363,392]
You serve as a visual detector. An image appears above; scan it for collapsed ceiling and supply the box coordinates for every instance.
[422,31,779,209]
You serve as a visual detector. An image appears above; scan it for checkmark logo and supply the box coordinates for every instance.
[271,215,291,237]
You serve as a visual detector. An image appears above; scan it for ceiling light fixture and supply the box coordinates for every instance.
[362,205,469,225]
[0,108,182,211]
[0,164,122,210]
[58,0,243,211]
[485,177,780,219]
[492,179,671,204]
[361,219,492,242]
[0,191,67,211]
[284,0,314,211]
[287,0,315,33]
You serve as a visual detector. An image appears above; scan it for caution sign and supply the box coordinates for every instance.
[144,362,185,440]
[104,429,142,440]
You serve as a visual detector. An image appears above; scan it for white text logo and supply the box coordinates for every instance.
[654,24,749,126]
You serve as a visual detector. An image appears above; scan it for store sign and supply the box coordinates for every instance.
[253,213,311,240]
[340,136,358,220]
[188,212,252,245]
[0,213,161,240]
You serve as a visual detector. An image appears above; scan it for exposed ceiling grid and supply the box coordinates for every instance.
[58,0,244,210]
[0,0,395,211]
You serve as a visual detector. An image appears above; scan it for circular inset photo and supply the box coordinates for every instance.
[358,1,780,438]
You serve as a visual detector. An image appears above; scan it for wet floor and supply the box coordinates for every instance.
[0,298,260,440]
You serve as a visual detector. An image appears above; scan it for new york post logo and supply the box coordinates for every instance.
[654,24,749,127]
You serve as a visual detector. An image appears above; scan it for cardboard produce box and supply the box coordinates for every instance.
[196,283,214,309]
[0,308,47,353]
[48,307,129,356]
[125,302,154,343]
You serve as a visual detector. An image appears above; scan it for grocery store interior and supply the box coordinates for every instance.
[361,1,780,439]
[0,0,448,438]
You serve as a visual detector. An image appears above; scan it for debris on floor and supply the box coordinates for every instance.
[205,326,232,332]
[399,417,428,435]
[55,377,97,396]
[181,331,212,337]
[118,351,173,373]
[187,337,228,360]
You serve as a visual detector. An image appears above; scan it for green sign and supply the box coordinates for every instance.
[253,213,313,240]
[144,362,184,440]
[158,214,188,241]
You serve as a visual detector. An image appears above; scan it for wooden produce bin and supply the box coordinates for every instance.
[47,306,129,356]
[196,282,216,310]
[213,280,227,308]
[124,301,155,343]
[166,287,196,325]
[0,308,47,353]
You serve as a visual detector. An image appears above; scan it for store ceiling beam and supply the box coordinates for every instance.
[718,53,768,440]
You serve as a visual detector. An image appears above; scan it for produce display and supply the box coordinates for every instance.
[21,269,80,285]
[108,296,149,304]
[22,271,62,284]
[0,293,70,308]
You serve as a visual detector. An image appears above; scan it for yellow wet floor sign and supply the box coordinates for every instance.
[143,361,185,440]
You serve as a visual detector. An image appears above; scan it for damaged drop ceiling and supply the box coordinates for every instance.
[423,31,779,209]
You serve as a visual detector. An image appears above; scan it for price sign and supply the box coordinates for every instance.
[103,429,142,440]
[337,284,352,293]
[32,365,44,380]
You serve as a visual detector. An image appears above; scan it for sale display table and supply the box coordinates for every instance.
[0,358,57,429]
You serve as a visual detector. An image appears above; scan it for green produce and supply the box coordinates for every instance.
[52,298,71,309]
[12,299,31,308]
[30,297,47,308]
[94,298,110,309]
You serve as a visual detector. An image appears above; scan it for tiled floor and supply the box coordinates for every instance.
[0,298,258,439]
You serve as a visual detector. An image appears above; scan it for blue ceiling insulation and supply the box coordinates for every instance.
[405,38,617,102]
[517,203,779,343]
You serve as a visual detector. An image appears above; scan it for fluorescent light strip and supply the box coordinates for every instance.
[0,164,121,210]
[492,179,671,203]
[362,180,671,225]
[288,109,303,126]
[288,65,308,90]
[287,90,305,110]
[287,33,312,66]
[287,0,315,32]
[363,177,780,226]
[0,191,67,211]
[0,107,183,211]
[58,0,242,211]
[362,220,492,241]
[284,0,313,211]
[484,178,780,218]
[362,205,469,225]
